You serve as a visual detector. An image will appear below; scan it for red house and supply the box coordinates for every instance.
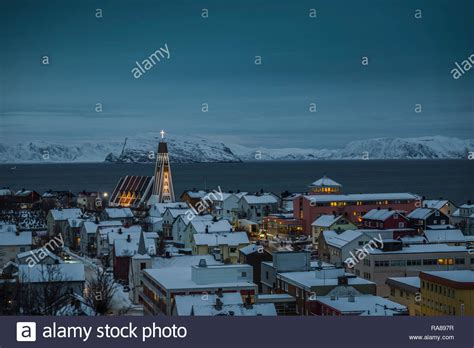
[361,209,409,230]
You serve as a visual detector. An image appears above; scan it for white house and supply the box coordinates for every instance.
[0,224,33,267]
[237,194,279,222]
[171,214,213,248]
[182,219,233,249]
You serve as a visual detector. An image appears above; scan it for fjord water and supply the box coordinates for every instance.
[0,160,472,205]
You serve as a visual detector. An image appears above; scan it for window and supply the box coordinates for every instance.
[20,247,26,252]
[433,220,437,224]
[241,272,247,277]
[455,258,465,265]
[390,288,395,296]
[265,271,269,279]
[398,222,405,228]
[407,259,421,266]
[390,260,405,267]
[140,262,146,270]
[375,260,389,267]
[423,259,437,265]
[284,282,288,291]
[435,211,440,216]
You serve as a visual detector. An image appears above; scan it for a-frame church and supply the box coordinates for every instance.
[109,130,175,208]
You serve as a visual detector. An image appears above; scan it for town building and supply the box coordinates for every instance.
[294,189,420,234]
[308,176,343,195]
[238,244,273,291]
[182,219,233,249]
[237,194,279,222]
[102,208,134,224]
[423,199,457,217]
[352,243,473,297]
[311,214,356,245]
[262,213,304,237]
[420,270,474,316]
[407,208,450,231]
[451,203,474,235]
[192,231,249,263]
[361,209,409,230]
[79,220,122,256]
[0,224,32,267]
[386,277,421,316]
[46,208,83,237]
[310,293,407,316]
[139,261,257,315]
[76,191,100,210]
[171,214,213,249]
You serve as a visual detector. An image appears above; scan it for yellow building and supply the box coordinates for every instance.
[312,215,357,246]
[192,232,249,264]
[420,270,474,316]
[386,277,421,316]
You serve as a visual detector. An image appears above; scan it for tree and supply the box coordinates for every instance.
[84,267,116,315]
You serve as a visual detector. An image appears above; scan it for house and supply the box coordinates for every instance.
[276,265,376,315]
[311,293,407,316]
[280,192,302,213]
[182,219,233,249]
[420,270,474,316]
[352,243,472,297]
[161,207,190,238]
[311,214,356,245]
[17,263,85,313]
[294,191,420,234]
[79,220,123,256]
[171,214,213,248]
[46,208,83,237]
[14,189,41,208]
[407,208,449,230]
[237,194,279,222]
[192,231,250,263]
[361,209,409,230]
[180,190,209,211]
[113,232,157,282]
[238,244,273,291]
[76,191,100,210]
[451,203,474,235]
[386,277,421,316]
[103,208,134,224]
[95,225,142,258]
[210,192,241,220]
[423,199,456,218]
[63,217,85,250]
[0,225,33,267]
[308,176,343,195]
[140,261,257,315]
[262,214,304,237]
[16,248,63,266]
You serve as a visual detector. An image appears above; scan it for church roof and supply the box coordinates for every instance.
[309,176,342,188]
[109,175,154,208]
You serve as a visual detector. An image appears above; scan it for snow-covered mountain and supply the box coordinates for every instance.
[0,135,471,163]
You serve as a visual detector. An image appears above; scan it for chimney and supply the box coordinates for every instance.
[216,288,223,298]
[118,228,122,234]
[126,234,131,242]
[348,295,355,303]
[215,298,223,310]
[198,259,207,268]
[205,225,209,233]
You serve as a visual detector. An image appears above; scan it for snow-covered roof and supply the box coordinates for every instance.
[424,229,466,243]
[149,202,189,216]
[114,235,155,257]
[151,255,222,269]
[407,208,434,220]
[0,188,13,196]
[386,277,420,290]
[309,176,342,188]
[305,193,419,203]
[184,190,208,199]
[421,270,474,284]
[0,230,32,246]
[104,225,142,245]
[180,214,213,226]
[399,236,426,245]
[18,263,85,283]
[0,224,17,234]
[83,220,122,234]
[312,215,342,227]
[239,244,259,255]
[105,208,133,219]
[175,292,243,315]
[242,194,278,205]
[362,209,404,221]
[193,232,249,246]
[323,230,363,248]
[143,266,255,291]
[211,192,234,202]
[50,208,83,221]
[426,224,456,230]
[190,219,232,233]
[15,190,33,197]
[279,271,374,289]
[314,295,406,316]
[17,248,63,263]
[67,218,85,228]
[166,208,190,218]
[369,244,468,255]
[423,200,450,210]
[192,303,277,316]
[459,204,474,209]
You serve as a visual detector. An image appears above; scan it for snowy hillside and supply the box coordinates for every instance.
[0,135,471,163]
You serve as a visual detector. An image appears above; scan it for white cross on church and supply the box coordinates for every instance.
[160,130,165,139]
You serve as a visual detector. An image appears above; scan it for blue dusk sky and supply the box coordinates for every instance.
[0,0,473,148]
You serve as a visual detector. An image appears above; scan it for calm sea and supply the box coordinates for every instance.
[0,160,472,205]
